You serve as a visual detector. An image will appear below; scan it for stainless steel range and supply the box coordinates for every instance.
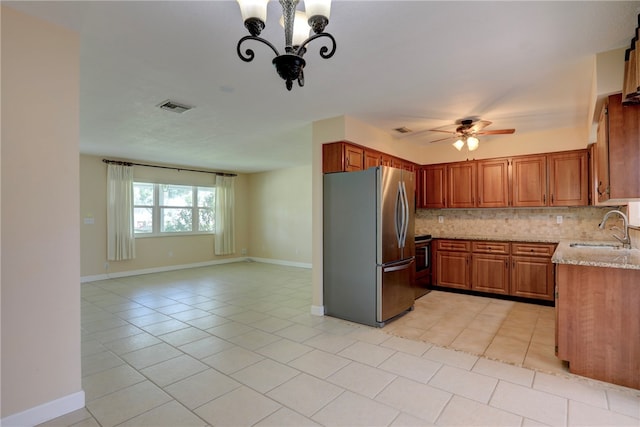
[414,234,432,298]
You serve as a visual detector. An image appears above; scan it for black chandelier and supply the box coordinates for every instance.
[236,0,336,91]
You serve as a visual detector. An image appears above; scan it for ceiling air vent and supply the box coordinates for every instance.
[157,100,193,113]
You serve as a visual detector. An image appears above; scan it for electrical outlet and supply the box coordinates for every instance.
[556,215,563,224]
[104,262,109,270]
[168,250,173,257]
[438,215,444,223]
[241,248,247,255]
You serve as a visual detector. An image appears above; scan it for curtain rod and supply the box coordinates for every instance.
[102,159,237,177]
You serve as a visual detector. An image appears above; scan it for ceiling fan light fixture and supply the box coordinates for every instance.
[467,136,480,151]
[453,139,465,151]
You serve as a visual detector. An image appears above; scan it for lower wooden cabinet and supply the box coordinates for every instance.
[436,251,471,289]
[434,239,556,301]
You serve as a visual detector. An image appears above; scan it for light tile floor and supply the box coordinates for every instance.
[40,262,640,427]
[384,290,564,374]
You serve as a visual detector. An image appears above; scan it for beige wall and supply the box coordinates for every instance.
[247,165,312,265]
[80,154,251,278]
[1,6,83,422]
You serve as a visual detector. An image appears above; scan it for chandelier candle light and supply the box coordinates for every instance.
[236,0,336,90]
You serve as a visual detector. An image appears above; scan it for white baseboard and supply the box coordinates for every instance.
[247,257,312,269]
[1,390,85,427]
[310,305,325,316]
[81,257,248,283]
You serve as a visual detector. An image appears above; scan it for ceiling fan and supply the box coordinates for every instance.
[429,119,515,151]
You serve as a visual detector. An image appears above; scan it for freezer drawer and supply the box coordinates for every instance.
[377,258,415,323]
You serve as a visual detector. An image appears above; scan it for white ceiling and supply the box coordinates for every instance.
[7,1,640,173]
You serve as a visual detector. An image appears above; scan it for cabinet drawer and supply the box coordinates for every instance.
[436,239,471,252]
[511,243,556,257]
[471,241,510,255]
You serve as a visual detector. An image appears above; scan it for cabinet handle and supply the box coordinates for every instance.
[543,194,546,203]
[551,194,554,203]
[505,260,508,269]
[346,157,350,168]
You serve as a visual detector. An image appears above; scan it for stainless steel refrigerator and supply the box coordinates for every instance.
[323,166,415,327]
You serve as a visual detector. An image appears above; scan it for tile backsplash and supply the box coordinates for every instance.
[415,206,629,243]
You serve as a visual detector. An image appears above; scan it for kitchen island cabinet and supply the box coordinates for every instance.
[556,263,640,389]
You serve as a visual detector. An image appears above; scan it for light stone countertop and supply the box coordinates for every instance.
[427,234,559,243]
[552,241,640,270]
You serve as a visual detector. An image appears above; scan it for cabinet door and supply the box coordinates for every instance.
[364,150,381,169]
[477,158,509,208]
[345,144,364,172]
[511,155,547,207]
[472,254,510,295]
[511,255,554,301]
[447,162,477,208]
[418,165,446,208]
[607,93,640,200]
[435,251,470,289]
[548,150,588,206]
[596,105,610,202]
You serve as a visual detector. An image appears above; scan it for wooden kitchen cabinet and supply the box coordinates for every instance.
[596,105,610,202]
[417,164,447,208]
[322,141,364,173]
[471,241,510,295]
[433,239,556,302]
[364,150,381,169]
[597,93,640,202]
[435,240,471,290]
[510,243,556,301]
[477,158,509,208]
[447,161,476,208]
[548,150,588,206]
[556,263,640,389]
[511,155,547,207]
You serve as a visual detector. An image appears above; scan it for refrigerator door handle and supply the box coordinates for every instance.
[395,182,403,248]
[383,258,414,272]
[400,181,409,249]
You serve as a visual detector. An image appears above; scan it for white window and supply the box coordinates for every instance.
[133,182,215,236]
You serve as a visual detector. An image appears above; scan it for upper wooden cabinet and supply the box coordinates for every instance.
[596,93,640,202]
[548,150,588,206]
[323,141,364,173]
[417,164,446,208]
[364,151,381,169]
[477,158,509,208]
[447,162,477,208]
[322,141,417,175]
[511,155,547,207]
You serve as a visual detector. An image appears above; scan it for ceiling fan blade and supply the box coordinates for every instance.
[429,129,458,134]
[429,135,458,143]
[476,129,515,135]
[467,120,492,133]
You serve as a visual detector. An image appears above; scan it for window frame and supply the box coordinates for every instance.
[133,182,215,237]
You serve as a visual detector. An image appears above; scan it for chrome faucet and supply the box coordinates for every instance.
[599,209,631,249]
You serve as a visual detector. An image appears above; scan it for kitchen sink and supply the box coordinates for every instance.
[569,242,623,249]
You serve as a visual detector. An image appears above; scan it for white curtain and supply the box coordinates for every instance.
[107,163,136,260]
[215,175,236,255]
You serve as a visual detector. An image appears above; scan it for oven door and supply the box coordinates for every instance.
[415,241,431,272]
